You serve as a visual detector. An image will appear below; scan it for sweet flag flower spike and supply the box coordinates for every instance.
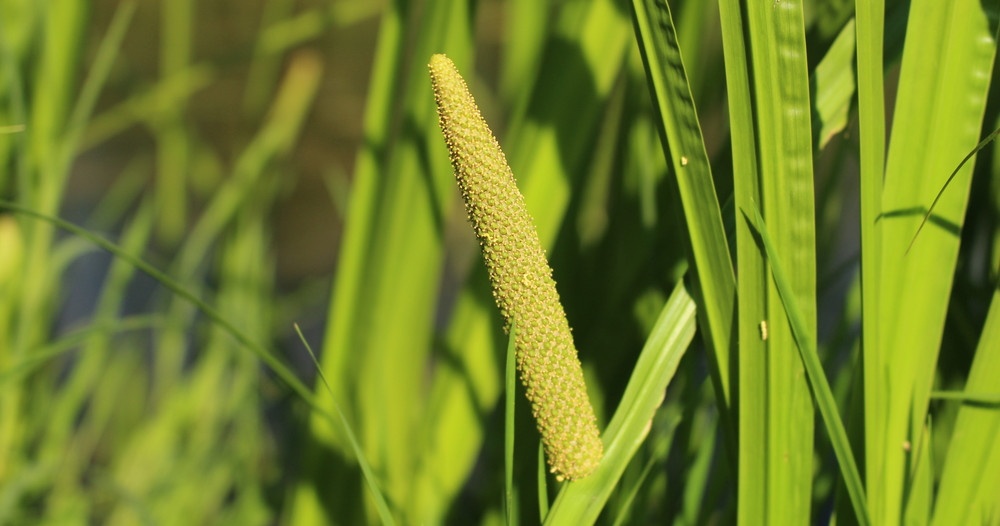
[428,53,603,481]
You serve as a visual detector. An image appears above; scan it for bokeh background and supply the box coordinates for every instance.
[2,0,997,524]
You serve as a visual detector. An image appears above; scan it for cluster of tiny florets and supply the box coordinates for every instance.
[428,54,603,480]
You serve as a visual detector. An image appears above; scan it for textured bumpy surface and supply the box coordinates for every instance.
[428,53,603,481]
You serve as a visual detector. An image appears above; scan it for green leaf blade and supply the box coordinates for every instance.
[743,1,818,522]
[874,2,999,523]
[630,0,736,430]
[931,285,1000,525]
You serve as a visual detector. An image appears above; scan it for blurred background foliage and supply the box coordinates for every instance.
[0,0,997,524]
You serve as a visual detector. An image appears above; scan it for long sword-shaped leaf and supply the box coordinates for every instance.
[854,0,886,520]
[630,0,735,429]
[744,1,817,522]
[874,2,998,523]
[714,0,765,519]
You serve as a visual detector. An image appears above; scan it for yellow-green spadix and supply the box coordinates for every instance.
[428,53,603,481]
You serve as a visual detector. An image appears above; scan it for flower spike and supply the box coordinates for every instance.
[429,53,603,481]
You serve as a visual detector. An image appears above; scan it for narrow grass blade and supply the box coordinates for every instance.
[538,443,549,522]
[630,0,735,426]
[907,126,1000,253]
[505,322,517,526]
[854,0,886,519]
[545,281,696,525]
[746,205,870,526]
[294,325,395,526]
[715,2,765,516]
